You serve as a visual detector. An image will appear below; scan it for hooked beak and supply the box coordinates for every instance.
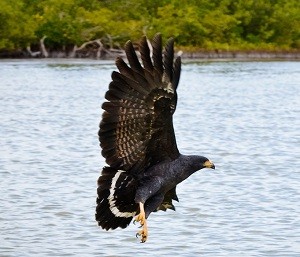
[204,160,215,169]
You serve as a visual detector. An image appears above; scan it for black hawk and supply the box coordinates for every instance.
[95,33,215,243]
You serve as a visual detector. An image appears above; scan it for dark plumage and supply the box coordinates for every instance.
[95,33,215,243]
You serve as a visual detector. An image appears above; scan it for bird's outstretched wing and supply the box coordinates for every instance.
[99,33,181,175]
[155,187,179,212]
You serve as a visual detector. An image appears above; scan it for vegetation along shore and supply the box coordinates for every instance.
[1,0,299,59]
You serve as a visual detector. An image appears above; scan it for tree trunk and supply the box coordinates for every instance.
[26,46,41,57]
[40,36,48,58]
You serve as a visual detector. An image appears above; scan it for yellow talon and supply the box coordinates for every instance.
[134,202,148,243]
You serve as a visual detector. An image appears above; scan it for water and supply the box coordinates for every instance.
[0,59,299,256]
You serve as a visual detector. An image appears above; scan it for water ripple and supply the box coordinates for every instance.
[0,60,299,256]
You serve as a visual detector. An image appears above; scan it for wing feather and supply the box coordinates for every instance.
[155,187,179,212]
[139,36,153,72]
[124,40,144,74]
[99,33,181,174]
[163,38,174,84]
[115,57,135,80]
[112,71,150,96]
[152,33,163,77]
[172,56,181,90]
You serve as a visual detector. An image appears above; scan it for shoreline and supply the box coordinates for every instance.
[181,50,300,60]
[0,49,299,60]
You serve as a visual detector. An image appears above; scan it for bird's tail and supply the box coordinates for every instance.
[95,166,138,230]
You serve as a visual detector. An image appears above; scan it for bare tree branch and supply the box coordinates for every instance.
[40,36,48,58]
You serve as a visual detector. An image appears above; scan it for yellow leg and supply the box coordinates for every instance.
[135,202,148,243]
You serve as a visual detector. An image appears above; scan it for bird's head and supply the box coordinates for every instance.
[197,156,215,170]
[203,158,215,170]
[188,155,215,171]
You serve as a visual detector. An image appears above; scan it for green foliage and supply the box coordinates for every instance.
[0,0,299,52]
[0,0,37,49]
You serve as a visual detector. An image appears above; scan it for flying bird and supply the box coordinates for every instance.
[95,33,215,243]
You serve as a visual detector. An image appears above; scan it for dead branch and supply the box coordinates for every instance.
[72,37,125,58]
[26,46,41,57]
[40,36,48,58]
